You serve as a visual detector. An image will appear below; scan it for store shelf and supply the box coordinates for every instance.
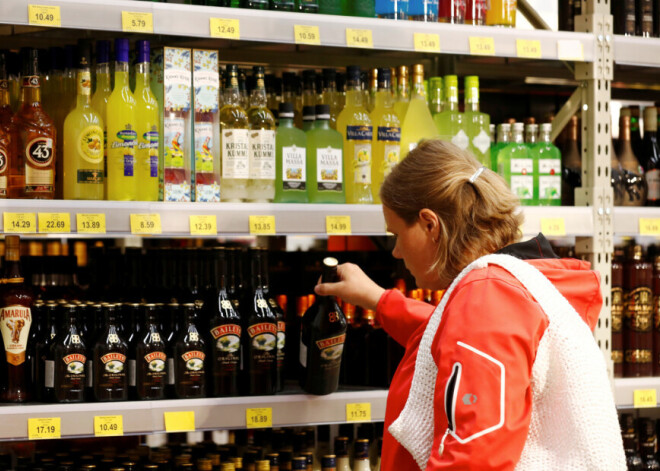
[0,0,595,61]
[614,377,660,409]
[0,390,388,441]
[612,207,660,237]
[613,35,660,67]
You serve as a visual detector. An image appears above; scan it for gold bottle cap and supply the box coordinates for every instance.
[412,63,424,76]
[633,244,644,261]
[5,235,20,262]
[256,460,271,471]
[397,65,409,78]
[222,464,236,471]
[197,458,213,471]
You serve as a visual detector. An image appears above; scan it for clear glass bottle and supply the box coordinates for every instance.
[247,66,276,202]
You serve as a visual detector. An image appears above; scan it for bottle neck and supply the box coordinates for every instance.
[0,81,9,108]
[114,61,130,88]
[134,62,150,90]
[411,78,425,100]
[279,117,294,127]
[540,130,552,143]
[512,131,524,144]
[465,102,479,112]
[345,85,363,107]
[225,77,241,106]
[374,89,393,109]
[4,260,23,281]
[20,76,42,106]
[76,67,92,108]
[95,62,110,90]
[316,119,330,129]
[250,86,267,108]
[444,87,458,111]
[397,78,409,100]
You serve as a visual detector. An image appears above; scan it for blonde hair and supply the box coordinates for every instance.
[380,139,523,288]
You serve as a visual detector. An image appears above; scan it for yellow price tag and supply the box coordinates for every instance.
[469,36,496,56]
[130,214,162,235]
[28,417,61,440]
[94,415,123,437]
[346,403,371,423]
[639,218,660,236]
[28,5,61,27]
[346,28,373,48]
[246,408,273,429]
[414,33,441,53]
[4,212,37,233]
[516,39,542,59]
[294,25,321,45]
[164,411,195,432]
[210,18,240,39]
[190,215,217,236]
[77,214,106,234]
[634,389,657,408]
[326,216,352,235]
[38,212,71,233]
[540,217,566,236]
[249,215,276,235]
[557,39,585,61]
[122,11,154,33]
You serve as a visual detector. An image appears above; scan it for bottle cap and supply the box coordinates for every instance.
[279,102,294,117]
[346,65,361,82]
[96,40,110,65]
[413,63,424,76]
[513,122,525,131]
[322,67,336,87]
[322,455,337,467]
[377,67,391,89]
[303,105,316,121]
[292,457,307,470]
[315,104,331,119]
[527,123,538,132]
[253,65,265,77]
[64,44,75,69]
[443,74,458,88]
[464,75,479,88]
[540,123,552,132]
[429,76,443,88]
[20,48,40,77]
[397,65,409,78]
[464,75,479,103]
[114,38,130,63]
[136,40,150,64]
[644,106,658,132]
[77,39,92,68]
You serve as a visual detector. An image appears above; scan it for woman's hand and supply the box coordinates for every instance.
[314,263,386,311]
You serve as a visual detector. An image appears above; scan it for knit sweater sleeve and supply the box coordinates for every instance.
[376,289,435,347]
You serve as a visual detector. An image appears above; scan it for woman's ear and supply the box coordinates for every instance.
[418,208,440,243]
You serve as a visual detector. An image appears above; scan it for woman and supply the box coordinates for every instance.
[316,140,625,470]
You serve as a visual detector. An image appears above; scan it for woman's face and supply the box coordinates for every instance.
[383,206,441,290]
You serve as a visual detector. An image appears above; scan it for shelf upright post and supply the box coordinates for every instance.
[574,0,615,379]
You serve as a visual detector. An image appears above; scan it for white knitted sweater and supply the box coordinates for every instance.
[388,254,626,470]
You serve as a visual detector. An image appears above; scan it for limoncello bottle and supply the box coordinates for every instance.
[106,38,137,201]
[63,40,104,200]
[533,123,561,206]
[274,102,308,203]
[91,41,111,199]
[307,104,345,203]
[393,66,410,123]
[336,66,373,204]
[400,64,438,158]
[463,76,491,166]
[498,122,534,206]
[370,68,400,203]
[220,64,249,201]
[434,75,467,150]
[247,66,276,202]
[133,41,159,201]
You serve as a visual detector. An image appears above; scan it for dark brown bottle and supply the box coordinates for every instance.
[174,303,206,398]
[636,0,654,36]
[259,248,286,392]
[131,304,167,400]
[620,115,647,206]
[27,299,44,392]
[561,115,581,206]
[93,304,129,401]
[0,51,14,199]
[612,139,626,206]
[300,257,347,395]
[34,301,58,402]
[624,245,653,377]
[164,302,180,398]
[643,106,660,206]
[208,248,241,397]
[47,303,86,402]
[612,258,624,378]
[613,0,637,35]
[654,255,660,376]
[0,235,33,402]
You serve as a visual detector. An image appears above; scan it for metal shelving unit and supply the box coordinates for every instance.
[615,378,660,409]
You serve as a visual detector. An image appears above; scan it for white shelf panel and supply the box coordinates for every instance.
[0,0,595,61]
[614,377,660,409]
[613,35,660,67]
[0,390,388,441]
[612,207,660,237]
[519,206,594,238]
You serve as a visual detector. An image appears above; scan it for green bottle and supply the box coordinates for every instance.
[270,0,295,9]
[307,104,345,203]
[532,123,561,206]
[242,0,269,9]
[490,123,510,172]
[498,122,535,206]
[296,0,319,12]
[318,0,348,14]
[463,76,491,167]
[433,75,467,151]
[302,106,316,132]
[275,103,308,203]
[353,0,375,16]
[428,76,443,117]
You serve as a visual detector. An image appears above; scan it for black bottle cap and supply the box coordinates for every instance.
[346,65,361,81]
[302,105,315,120]
[77,39,92,68]
[279,102,294,114]
[377,67,391,88]
[225,64,239,75]
[20,47,40,77]
[49,47,63,72]
[315,104,330,118]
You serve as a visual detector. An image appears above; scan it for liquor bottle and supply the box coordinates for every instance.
[91,40,111,199]
[498,122,534,205]
[642,106,660,206]
[63,40,104,200]
[612,257,624,378]
[439,0,466,22]
[619,115,647,206]
[623,245,653,377]
[636,0,653,37]
[247,66,277,202]
[307,105,345,203]
[321,69,342,130]
[93,304,128,401]
[485,0,517,26]
[321,456,337,471]
[428,76,442,117]
[106,38,137,201]
[283,73,302,130]
[433,75,466,151]
[490,123,510,171]
[408,0,438,21]
[561,115,581,206]
[293,457,308,471]
[300,258,347,395]
[629,106,644,161]
[393,66,410,128]
[271,0,295,10]
[400,65,438,160]
[208,249,242,397]
[0,236,33,402]
[243,0,269,8]
[296,0,319,11]
[353,440,370,471]
[463,76,490,166]
[301,70,317,113]
[131,304,167,400]
[302,106,316,133]
[220,65,250,202]
[612,139,626,206]
[337,66,373,204]
[365,69,377,114]
[532,123,562,206]
[134,41,160,201]
[174,304,207,398]
[465,0,487,24]
[47,304,86,402]
[620,414,643,470]
[259,249,286,392]
[12,48,56,199]
[375,0,409,18]
[640,418,660,470]
[0,51,14,199]
[274,103,308,203]
[352,0,375,16]
[558,0,576,31]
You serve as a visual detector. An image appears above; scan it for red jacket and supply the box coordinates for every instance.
[377,258,602,470]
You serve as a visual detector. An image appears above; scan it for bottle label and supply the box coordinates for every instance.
[144,351,167,380]
[45,360,55,388]
[377,126,401,143]
[249,130,276,180]
[317,147,343,192]
[353,143,372,184]
[139,129,160,178]
[277,320,286,351]
[612,287,623,334]
[21,76,40,88]
[0,175,6,198]
[194,122,215,173]
[625,287,653,332]
[472,129,491,154]
[510,175,534,200]
[181,350,206,371]
[346,125,373,141]
[100,352,127,379]
[0,306,31,365]
[539,158,561,175]
[382,145,400,177]
[164,182,191,202]
[316,333,346,368]
[538,176,560,200]
[164,118,186,169]
[221,129,250,179]
[78,71,92,96]
[451,129,469,150]
[111,127,137,177]
[62,353,86,377]
[26,137,54,168]
[195,182,220,203]
[511,158,533,174]
[0,149,7,197]
[210,324,242,353]
[79,125,104,164]
[247,322,278,352]
[282,145,307,190]
[647,169,660,201]
[163,51,191,113]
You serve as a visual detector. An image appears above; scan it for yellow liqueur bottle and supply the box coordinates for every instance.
[63,40,104,200]
[91,41,111,199]
[400,64,438,159]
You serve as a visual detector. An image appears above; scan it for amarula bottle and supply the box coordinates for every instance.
[47,304,86,403]
[337,66,373,204]
[243,249,278,396]
[642,106,660,206]
[561,115,581,206]
[12,48,56,199]
[0,235,33,402]
[174,303,206,398]
[401,64,438,159]
[307,105,345,203]
[274,102,308,203]
[63,40,104,200]
[208,248,242,397]
[0,51,15,199]
[91,40,111,199]
[623,245,653,377]
[300,257,347,395]
[93,304,129,401]
[106,38,137,201]
[619,115,647,206]
[463,76,491,166]
[131,304,167,400]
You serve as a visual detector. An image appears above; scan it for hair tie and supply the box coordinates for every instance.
[469,166,486,183]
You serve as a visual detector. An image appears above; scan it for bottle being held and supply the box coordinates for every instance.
[47,304,86,402]
[619,115,647,206]
[93,304,129,401]
[642,106,660,206]
[174,303,206,398]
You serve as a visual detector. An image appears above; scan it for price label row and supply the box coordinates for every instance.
[28,415,123,440]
